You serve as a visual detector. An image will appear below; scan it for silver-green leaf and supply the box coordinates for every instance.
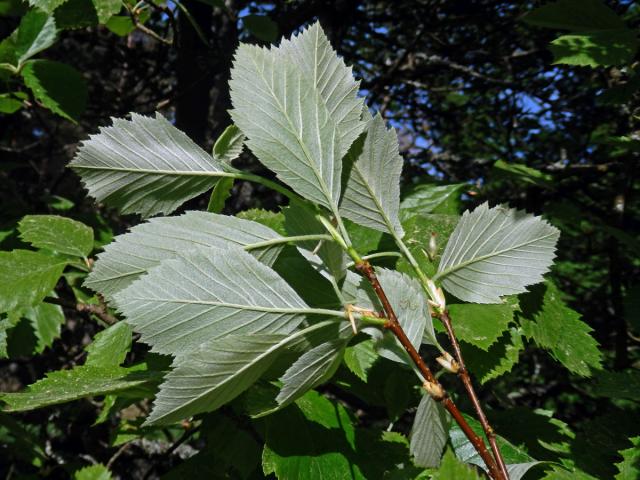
[70,113,227,218]
[114,246,311,356]
[435,203,559,303]
[86,211,284,302]
[410,393,449,468]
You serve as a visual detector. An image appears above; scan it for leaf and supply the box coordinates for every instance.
[410,393,448,468]
[339,113,404,236]
[69,113,226,217]
[114,246,312,356]
[74,464,113,480]
[523,0,625,31]
[400,183,465,219]
[242,14,278,43]
[85,322,132,367]
[591,369,640,401]
[278,22,364,158]
[212,124,244,163]
[27,0,68,14]
[462,327,524,384]
[21,60,87,121]
[492,160,553,189]
[0,250,66,313]
[276,337,348,407]
[21,300,65,353]
[0,94,23,113]
[343,338,377,381]
[230,23,363,211]
[237,208,286,235]
[19,214,93,258]
[447,301,515,351]
[14,9,57,66]
[615,436,640,480]
[0,364,161,412]
[432,449,482,479]
[92,0,121,24]
[519,282,602,376]
[206,177,233,213]
[146,320,338,425]
[507,462,543,480]
[435,203,560,304]
[86,211,284,302]
[104,15,134,36]
[550,30,638,67]
[0,318,11,358]
[53,0,98,29]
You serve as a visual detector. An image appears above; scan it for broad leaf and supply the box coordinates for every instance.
[278,22,364,159]
[114,246,312,356]
[447,301,516,351]
[14,9,57,66]
[0,250,66,313]
[410,393,448,468]
[230,31,354,210]
[19,214,93,258]
[86,211,284,302]
[21,60,87,121]
[435,203,559,303]
[519,282,602,376]
[339,113,404,236]
[146,320,338,425]
[70,113,226,217]
[0,364,161,412]
[85,322,132,367]
[462,327,524,384]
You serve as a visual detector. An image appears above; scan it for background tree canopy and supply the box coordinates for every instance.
[0,1,638,479]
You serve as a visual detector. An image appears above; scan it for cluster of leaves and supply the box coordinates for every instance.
[2,17,636,480]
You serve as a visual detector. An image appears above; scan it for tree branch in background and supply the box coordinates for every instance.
[44,296,117,326]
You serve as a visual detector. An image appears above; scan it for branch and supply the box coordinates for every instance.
[438,310,510,480]
[44,296,118,326]
[354,260,505,480]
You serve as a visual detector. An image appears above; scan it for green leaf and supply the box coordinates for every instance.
[14,9,57,66]
[21,59,87,121]
[339,113,404,236]
[212,124,244,163]
[53,0,98,29]
[410,393,448,468]
[0,318,11,358]
[550,30,638,67]
[74,464,113,480]
[92,0,121,23]
[0,250,66,313]
[114,246,314,356]
[21,300,65,353]
[206,177,234,213]
[237,208,286,235]
[447,301,515,351]
[146,320,339,425]
[400,183,465,219]
[519,282,602,376]
[86,211,285,302]
[27,0,69,13]
[615,436,640,480]
[230,23,363,211]
[492,160,553,189]
[104,14,134,36]
[435,203,559,304]
[462,327,524,384]
[19,214,93,258]
[523,0,625,31]
[70,113,226,217]
[541,465,599,479]
[85,322,132,367]
[242,14,278,43]
[591,369,640,401]
[0,364,161,412]
[433,449,482,479]
[0,94,23,113]
[343,338,377,381]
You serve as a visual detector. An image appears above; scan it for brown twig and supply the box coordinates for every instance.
[44,296,117,326]
[439,310,510,480]
[354,260,505,480]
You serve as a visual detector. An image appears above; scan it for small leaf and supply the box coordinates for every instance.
[447,301,515,351]
[550,30,638,67]
[21,300,65,353]
[492,160,553,189]
[0,250,66,313]
[519,282,602,376]
[435,203,559,304]
[432,449,482,479]
[85,322,132,367]
[21,59,87,121]
[0,94,23,113]
[146,320,337,425]
[242,14,278,43]
[27,0,68,14]
[92,0,121,24]
[19,214,93,257]
[462,327,524,384]
[615,436,640,480]
[343,338,377,381]
[212,124,245,163]
[70,113,226,217]
[114,246,311,356]
[410,393,449,468]
[339,113,404,236]
[74,463,113,480]
[400,183,465,219]
[104,15,134,36]
[0,364,161,412]
[87,211,284,302]
[206,177,234,213]
[15,9,57,66]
